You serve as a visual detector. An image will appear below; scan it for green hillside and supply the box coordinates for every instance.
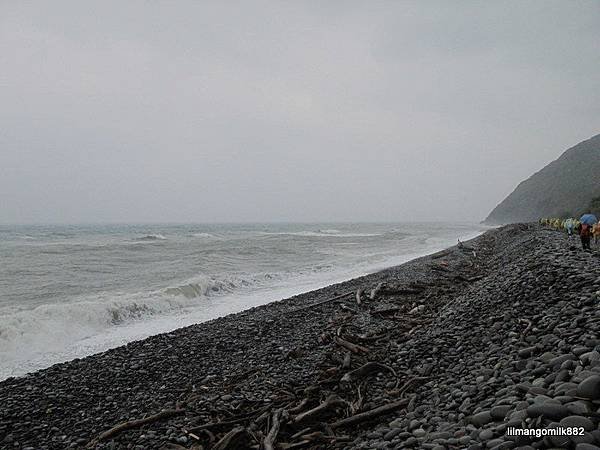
[485,134,600,224]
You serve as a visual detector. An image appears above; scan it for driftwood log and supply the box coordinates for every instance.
[211,426,249,450]
[264,409,284,450]
[291,291,354,312]
[329,399,409,429]
[293,395,348,425]
[86,409,185,447]
[341,362,397,384]
[369,282,384,300]
[334,336,370,354]
[356,288,364,305]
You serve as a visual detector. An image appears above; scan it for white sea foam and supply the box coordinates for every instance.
[137,234,167,241]
[0,223,485,380]
[191,232,219,239]
[261,230,381,238]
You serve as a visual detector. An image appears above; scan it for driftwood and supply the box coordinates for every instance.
[334,336,370,354]
[264,409,284,450]
[211,426,249,450]
[329,399,409,429]
[187,405,272,433]
[293,395,348,425]
[296,431,337,443]
[279,442,311,449]
[291,291,354,312]
[341,362,397,384]
[387,377,428,396]
[519,318,533,336]
[369,282,384,300]
[457,239,474,251]
[87,409,185,446]
[340,304,360,314]
[356,288,364,306]
[350,383,365,414]
[342,352,352,369]
[290,427,312,440]
[288,398,311,415]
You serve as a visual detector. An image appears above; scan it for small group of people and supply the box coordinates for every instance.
[540,213,599,251]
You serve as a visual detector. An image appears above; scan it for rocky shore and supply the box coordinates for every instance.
[2,224,600,450]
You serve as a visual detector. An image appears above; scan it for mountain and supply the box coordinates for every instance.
[485,133,600,224]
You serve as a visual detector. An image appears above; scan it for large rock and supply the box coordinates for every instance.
[526,403,570,420]
[577,375,600,400]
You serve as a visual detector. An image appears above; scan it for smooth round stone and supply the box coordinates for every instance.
[573,347,592,357]
[555,382,579,395]
[518,347,537,358]
[548,430,572,448]
[471,411,493,427]
[491,405,511,420]
[479,429,495,441]
[403,437,418,446]
[528,386,548,395]
[553,395,574,404]
[486,438,512,449]
[530,394,553,404]
[389,418,405,429]
[555,369,571,383]
[549,354,575,367]
[526,403,570,420]
[577,375,600,399]
[581,351,600,365]
[408,419,420,430]
[540,352,556,363]
[560,415,595,431]
[575,444,600,450]
[458,436,472,445]
[429,431,451,440]
[571,432,596,445]
[413,428,427,438]
[383,428,403,440]
[566,400,592,415]
[561,360,576,370]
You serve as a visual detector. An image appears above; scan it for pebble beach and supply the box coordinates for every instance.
[2,223,600,450]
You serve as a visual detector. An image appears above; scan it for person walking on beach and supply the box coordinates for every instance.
[580,223,592,251]
[564,218,575,236]
[579,213,597,252]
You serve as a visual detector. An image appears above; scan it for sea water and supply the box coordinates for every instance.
[0,222,485,379]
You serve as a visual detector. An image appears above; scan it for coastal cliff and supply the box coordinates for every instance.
[486,134,600,224]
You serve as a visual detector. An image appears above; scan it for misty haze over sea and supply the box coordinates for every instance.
[0,222,483,379]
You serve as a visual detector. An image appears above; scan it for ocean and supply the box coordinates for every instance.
[0,222,485,380]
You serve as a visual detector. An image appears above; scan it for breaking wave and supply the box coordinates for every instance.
[0,222,486,379]
[137,234,167,241]
[0,272,264,375]
[261,230,381,238]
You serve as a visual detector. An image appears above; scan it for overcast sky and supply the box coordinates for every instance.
[1,1,599,224]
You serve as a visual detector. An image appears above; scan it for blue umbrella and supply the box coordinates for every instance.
[580,214,598,225]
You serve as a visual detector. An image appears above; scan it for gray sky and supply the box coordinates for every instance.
[1,1,599,224]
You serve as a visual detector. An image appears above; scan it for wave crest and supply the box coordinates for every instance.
[137,234,167,241]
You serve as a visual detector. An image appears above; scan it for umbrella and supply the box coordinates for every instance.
[580,214,598,225]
